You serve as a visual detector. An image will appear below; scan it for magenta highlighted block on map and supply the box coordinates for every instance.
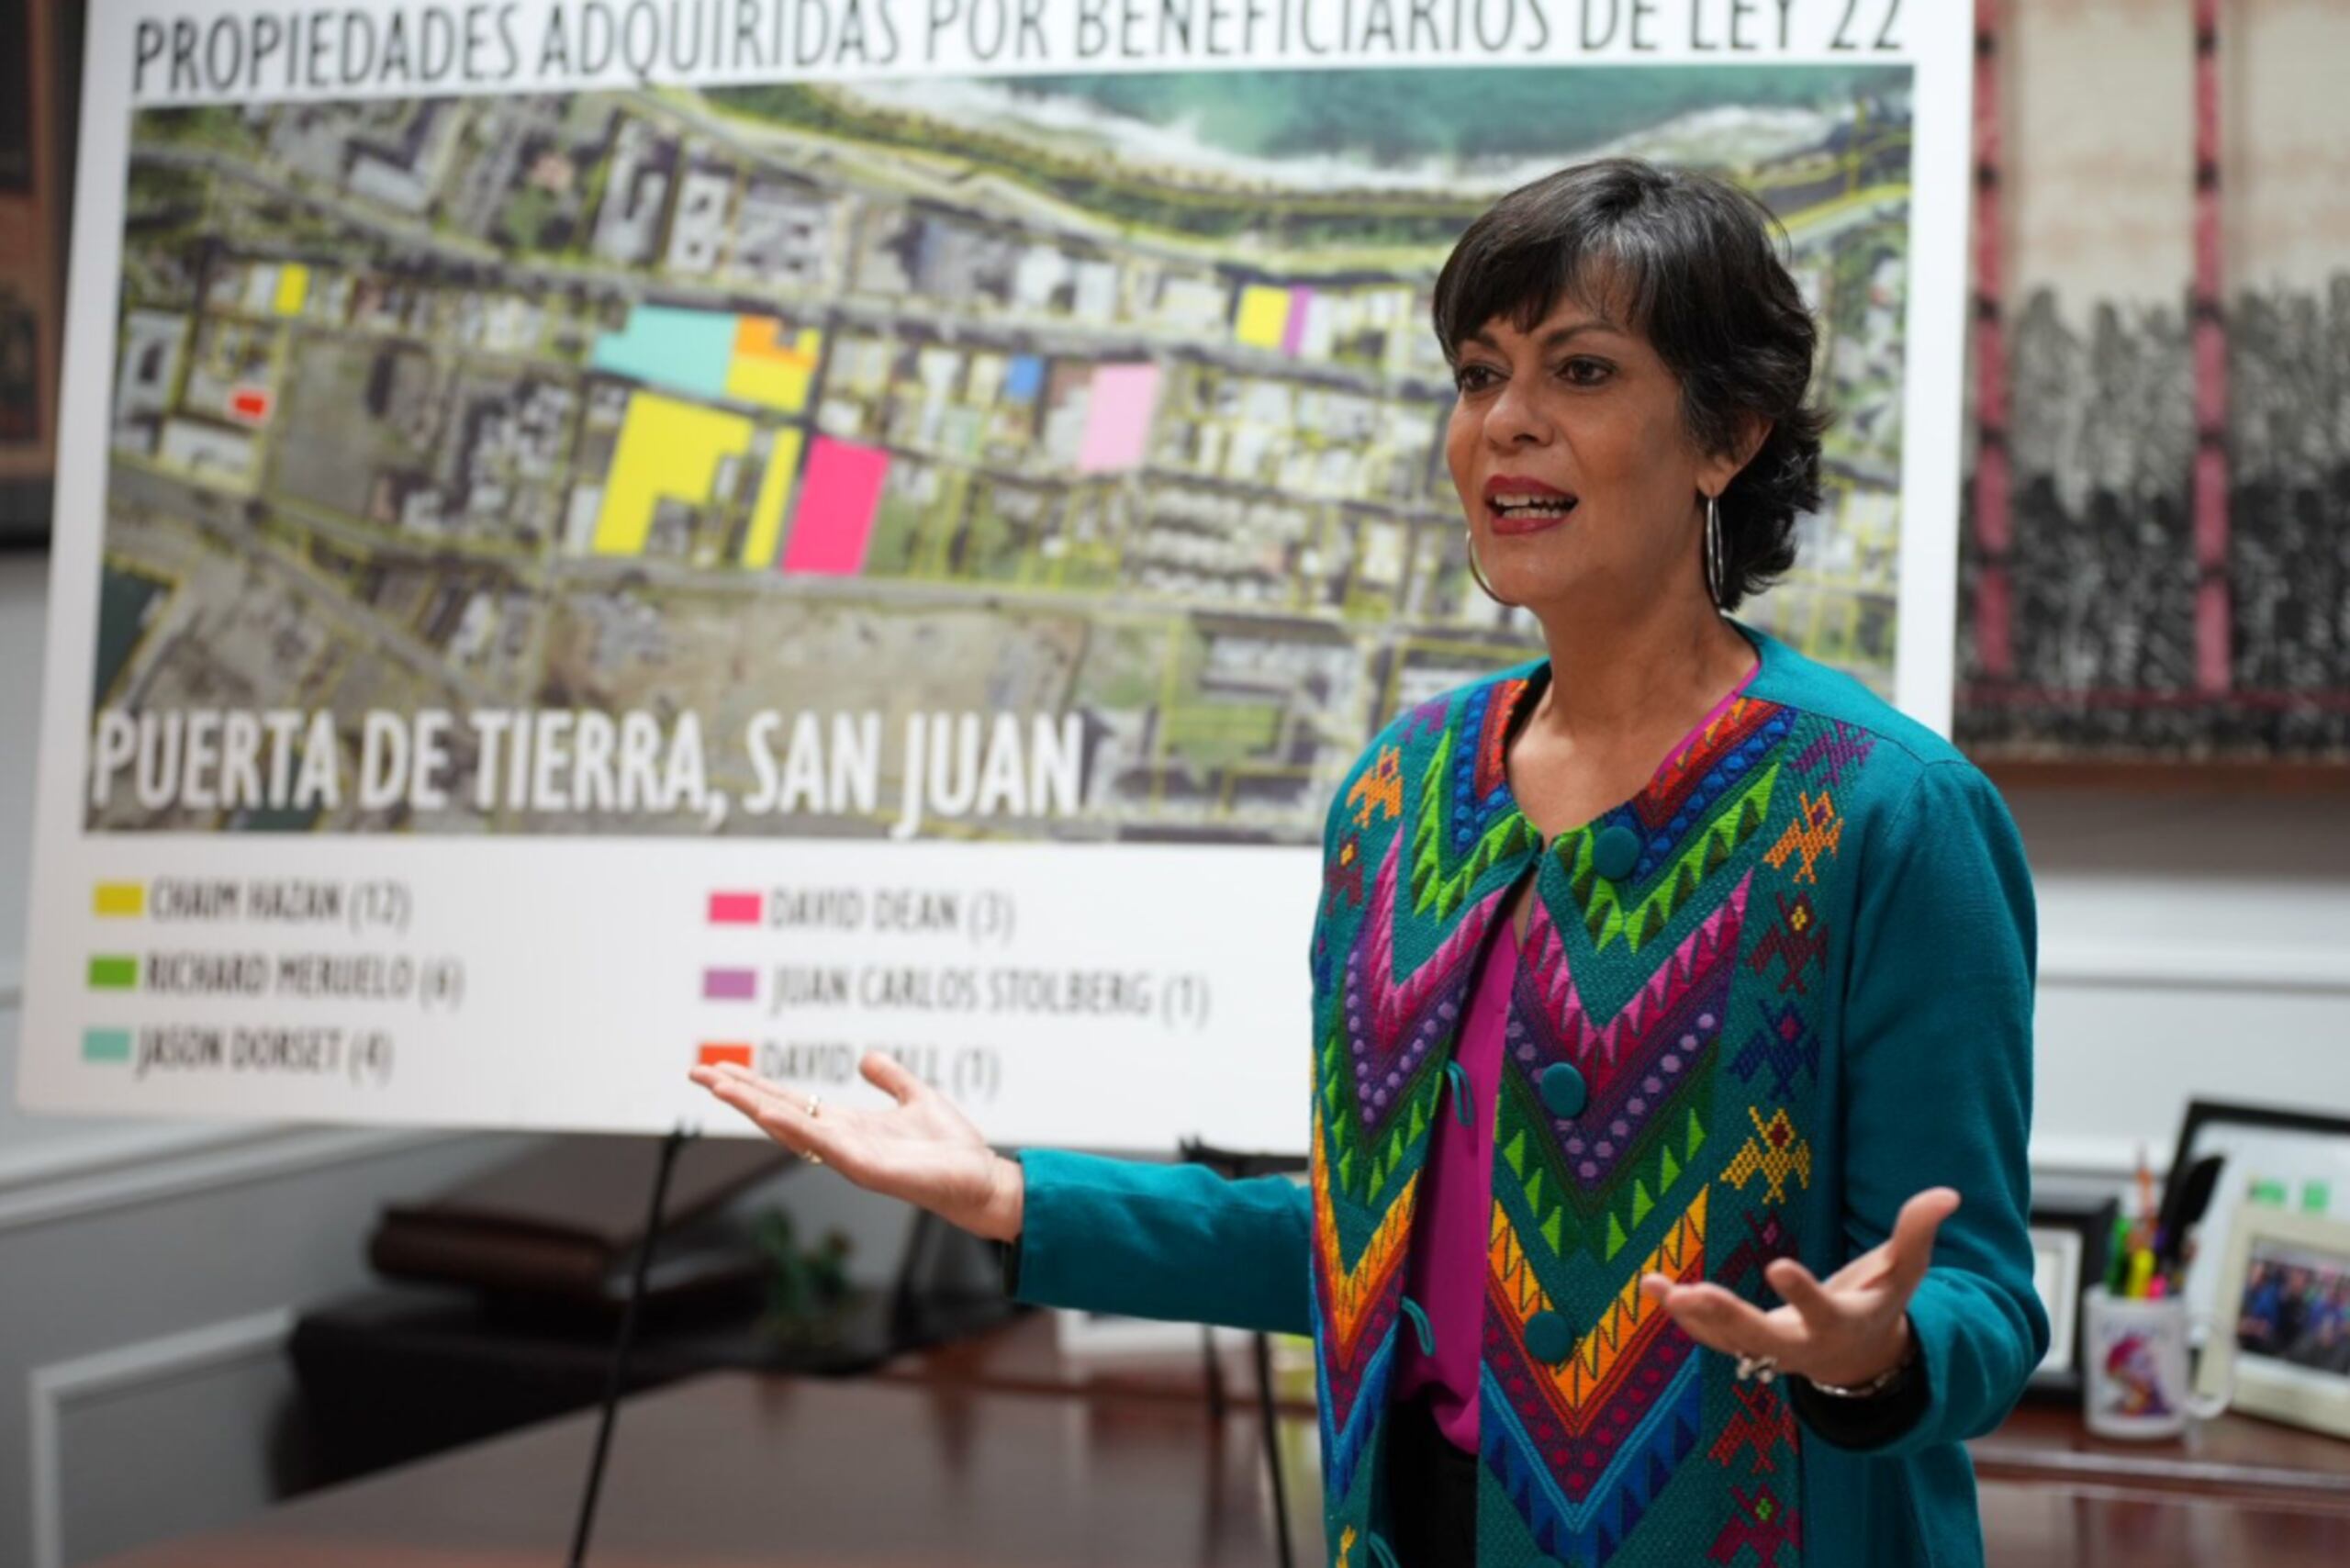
[702,967,757,1001]
[781,436,889,576]
[1281,287,1315,357]
[1075,363,1161,475]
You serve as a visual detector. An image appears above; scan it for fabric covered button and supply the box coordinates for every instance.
[1525,1309,1573,1366]
[1593,823,1641,880]
[1540,1061,1588,1118]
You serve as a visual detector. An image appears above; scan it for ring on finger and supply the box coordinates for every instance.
[1734,1352,1780,1384]
[805,1093,822,1118]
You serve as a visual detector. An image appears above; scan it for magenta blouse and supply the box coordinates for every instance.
[1391,661,1761,1453]
[1390,909,1519,1450]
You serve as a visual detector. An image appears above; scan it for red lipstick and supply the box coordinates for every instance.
[1482,476,1578,536]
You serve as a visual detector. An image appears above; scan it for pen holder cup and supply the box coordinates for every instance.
[2082,1285,2232,1440]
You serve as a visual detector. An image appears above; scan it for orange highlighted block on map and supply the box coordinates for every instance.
[726,319,822,413]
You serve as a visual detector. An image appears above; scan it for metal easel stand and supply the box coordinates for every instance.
[565,1126,692,1568]
[1181,1138,1309,1568]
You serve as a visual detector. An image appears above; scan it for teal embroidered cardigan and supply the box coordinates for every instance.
[1007,621,2047,1568]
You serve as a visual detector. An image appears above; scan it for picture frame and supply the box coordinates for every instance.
[2025,1192,2117,1399]
[2167,1100,2350,1338]
[0,0,81,550]
[2195,1205,2350,1440]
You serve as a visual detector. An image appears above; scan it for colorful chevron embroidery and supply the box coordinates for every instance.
[1407,688,1542,920]
[1312,1105,1419,1361]
[1337,834,1509,1146]
[1308,678,1885,1566]
[1492,1189,1708,1416]
[1511,876,1747,1180]
[1483,1193,1709,1558]
[1725,1106,1813,1204]
[1570,761,1767,949]
[1475,677,1534,797]
[1309,1103,1416,1504]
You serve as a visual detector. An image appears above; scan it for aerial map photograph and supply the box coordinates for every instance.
[91,62,1914,839]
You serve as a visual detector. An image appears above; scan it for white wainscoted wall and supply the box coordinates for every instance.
[2018,791,2350,1181]
[0,558,928,1568]
[0,557,547,1568]
[6,542,2349,1565]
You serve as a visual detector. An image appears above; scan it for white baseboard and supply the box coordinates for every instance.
[26,1306,296,1568]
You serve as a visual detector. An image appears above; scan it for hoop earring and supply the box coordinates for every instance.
[1463,528,1512,607]
[1703,492,1727,610]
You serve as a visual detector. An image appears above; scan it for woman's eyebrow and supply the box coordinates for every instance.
[1463,319,1625,353]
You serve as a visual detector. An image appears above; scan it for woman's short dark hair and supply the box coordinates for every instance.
[1431,157,1828,611]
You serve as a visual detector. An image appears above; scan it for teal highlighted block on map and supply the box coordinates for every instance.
[591,305,734,400]
[83,1028,133,1064]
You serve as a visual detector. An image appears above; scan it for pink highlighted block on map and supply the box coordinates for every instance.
[781,436,890,576]
[1281,287,1316,357]
[1075,364,1162,475]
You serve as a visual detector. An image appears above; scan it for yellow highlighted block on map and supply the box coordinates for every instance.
[593,392,753,555]
[1235,286,1291,351]
[740,427,805,568]
[93,882,145,918]
[274,264,310,317]
[726,320,822,413]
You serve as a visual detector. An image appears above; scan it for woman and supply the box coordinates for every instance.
[694,158,2046,1568]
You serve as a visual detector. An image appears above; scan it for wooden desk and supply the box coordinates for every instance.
[888,1312,2350,1507]
[1977,1404,2350,1510]
[93,1374,1326,1568]
[86,1317,2350,1568]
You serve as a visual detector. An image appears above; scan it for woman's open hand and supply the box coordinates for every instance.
[688,1054,1025,1243]
[1637,1186,1959,1389]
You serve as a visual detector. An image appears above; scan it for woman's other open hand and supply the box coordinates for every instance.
[689,1054,1025,1243]
[1637,1186,1960,1389]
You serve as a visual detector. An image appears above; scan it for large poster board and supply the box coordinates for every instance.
[19,0,1970,1149]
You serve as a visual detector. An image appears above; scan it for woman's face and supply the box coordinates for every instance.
[1444,296,1743,612]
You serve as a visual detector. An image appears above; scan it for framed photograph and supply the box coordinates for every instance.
[0,0,31,194]
[2168,1101,2350,1338]
[2196,1206,2350,1439]
[2027,1193,2118,1397]
[0,0,81,549]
